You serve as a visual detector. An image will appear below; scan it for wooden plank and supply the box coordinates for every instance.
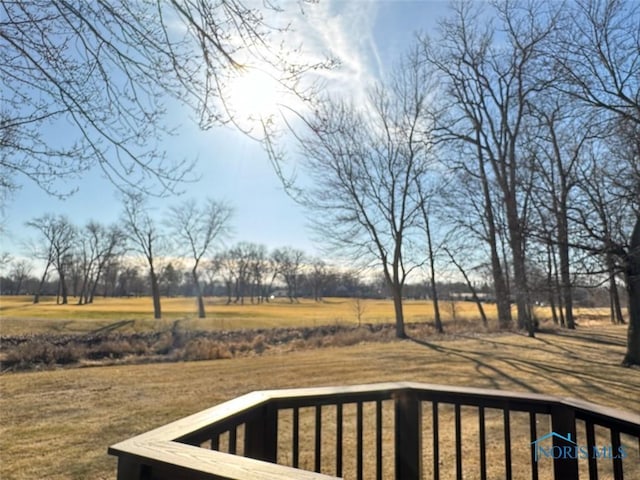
[110,441,341,480]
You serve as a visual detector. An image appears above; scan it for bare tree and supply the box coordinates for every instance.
[121,193,163,319]
[272,247,305,303]
[0,1,330,202]
[416,183,443,333]
[167,198,232,317]
[551,0,640,127]
[75,222,125,305]
[8,259,32,295]
[527,98,601,329]
[26,214,76,304]
[550,0,640,365]
[442,246,489,328]
[420,0,561,336]
[309,258,330,302]
[293,51,436,338]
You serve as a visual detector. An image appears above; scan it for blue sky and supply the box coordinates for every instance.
[2,1,451,260]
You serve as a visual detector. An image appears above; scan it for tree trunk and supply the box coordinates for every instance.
[607,254,625,325]
[505,196,534,337]
[149,268,162,319]
[425,216,443,333]
[622,214,640,366]
[34,263,50,304]
[193,269,205,318]
[59,271,69,304]
[557,207,575,329]
[477,150,512,329]
[391,284,406,339]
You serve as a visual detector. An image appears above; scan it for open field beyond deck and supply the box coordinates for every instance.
[0,295,614,335]
[1,311,638,479]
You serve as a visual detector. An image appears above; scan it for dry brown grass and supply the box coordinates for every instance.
[0,322,638,480]
[0,295,512,335]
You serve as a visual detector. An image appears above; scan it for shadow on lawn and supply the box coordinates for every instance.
[407,329,639,410]
[89,319,135,334]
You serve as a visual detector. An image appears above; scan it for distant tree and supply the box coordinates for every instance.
[8,259,32,295]
[159,262,183,297]
[121,193,163,318]
[244,243,269,303]
[308,258,330,302]
[228,243,253,304]
[76,222,125,304]
[272,247,305,303]
[214,251,237,305]
[167,198,232,317]
[26,214,76,304]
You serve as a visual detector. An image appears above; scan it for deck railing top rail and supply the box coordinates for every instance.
[109,382,640,480]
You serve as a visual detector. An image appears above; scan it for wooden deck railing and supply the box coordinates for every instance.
[109,382,640,479]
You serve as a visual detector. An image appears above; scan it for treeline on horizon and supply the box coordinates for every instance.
[1,234,620,310]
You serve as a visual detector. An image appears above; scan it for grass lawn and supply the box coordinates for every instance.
[0,294,610,335]
[1,323,638,479]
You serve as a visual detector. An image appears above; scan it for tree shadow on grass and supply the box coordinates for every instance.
[407,335,540,393]
[406,330,639,412]
[89,320,135,335]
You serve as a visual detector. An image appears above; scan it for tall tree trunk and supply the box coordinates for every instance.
[477,151,512,329]
[425,216,443,333]
[193,269,205,318]
[59,271,69,304]
[607,254,625,325]
[149,267,161,319]
[546,243,559,325]
[557,207,575,329]
[391,283,406,339]
[505,195,534,337]
[34,263,51,304]
[622,214,640,366]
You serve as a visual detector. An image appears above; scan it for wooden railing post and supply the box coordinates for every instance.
[550,404,579,480]
[244,404,278,463]
[116,456,150,480]
[394,389,422,480]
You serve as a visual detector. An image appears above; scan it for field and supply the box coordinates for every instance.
[0,296,638,479]
[0,294,604,335]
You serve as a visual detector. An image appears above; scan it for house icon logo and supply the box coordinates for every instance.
[531,432,577,461]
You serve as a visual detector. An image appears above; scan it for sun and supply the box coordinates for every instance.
[225,67,285,129]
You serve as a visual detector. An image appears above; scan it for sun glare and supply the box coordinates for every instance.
[226,67,285,127]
